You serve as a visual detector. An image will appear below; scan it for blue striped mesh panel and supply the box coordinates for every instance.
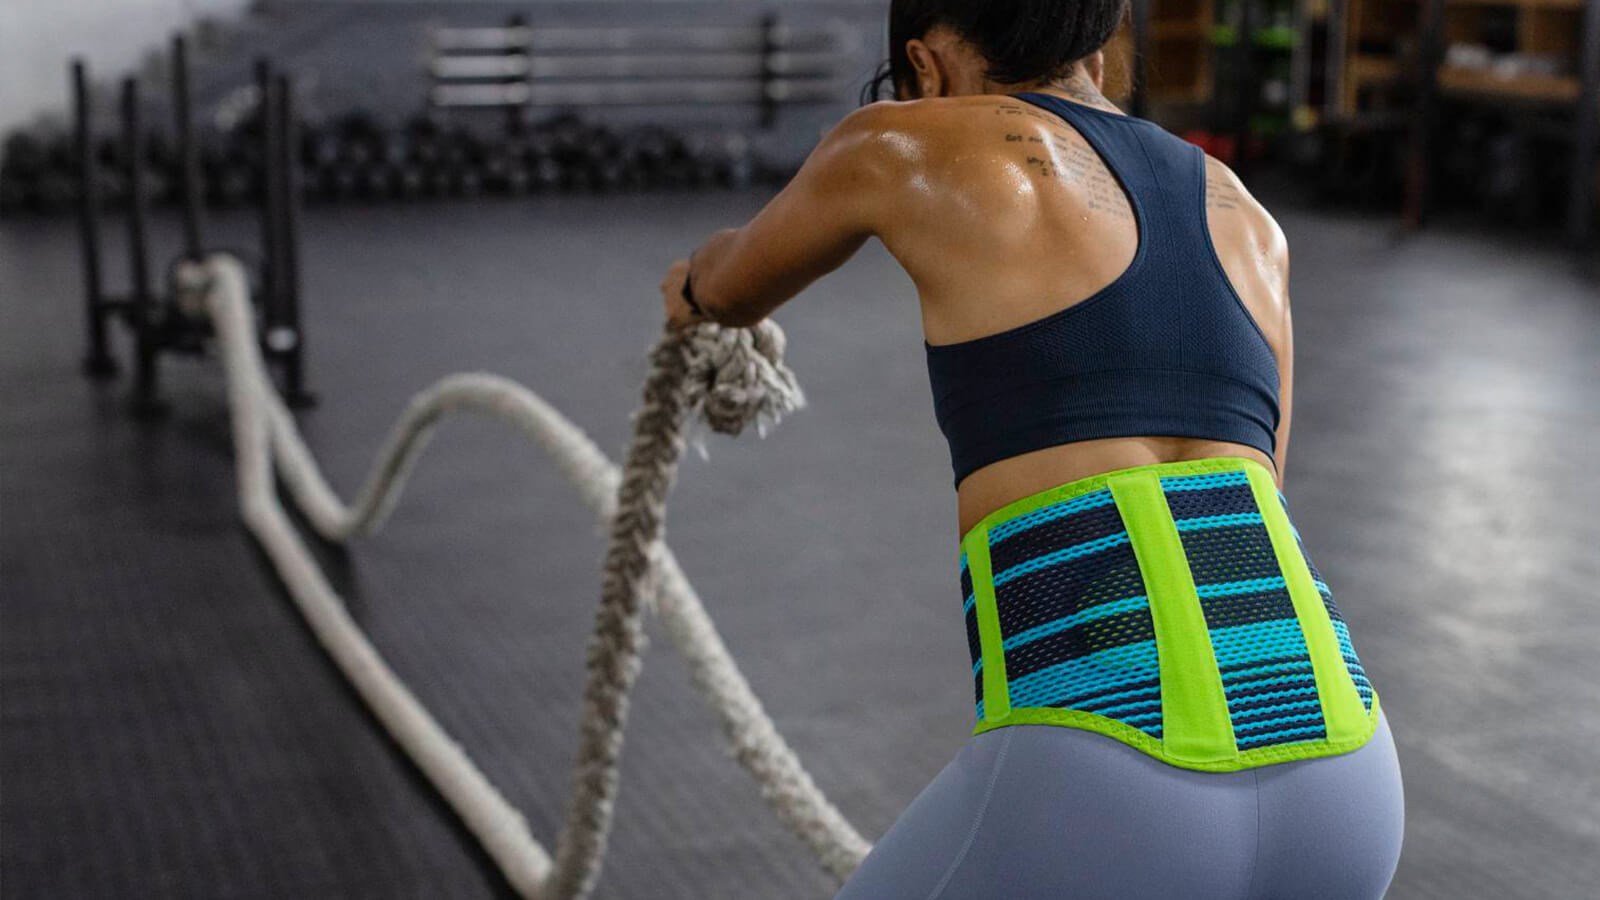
[1280,496,1376,713]
[959,553,981,706]
[1161,471,1328,750]
[983,488,1163,739]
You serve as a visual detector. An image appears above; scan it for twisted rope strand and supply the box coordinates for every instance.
[549,335,693,898]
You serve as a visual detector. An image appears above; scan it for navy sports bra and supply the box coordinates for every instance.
[924,92,1281,488]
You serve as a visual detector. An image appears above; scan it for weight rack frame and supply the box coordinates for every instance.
[75,35,314,412]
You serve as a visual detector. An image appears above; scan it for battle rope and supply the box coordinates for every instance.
[192,253,871,899]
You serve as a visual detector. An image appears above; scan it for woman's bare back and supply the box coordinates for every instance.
[860,90,1294,535]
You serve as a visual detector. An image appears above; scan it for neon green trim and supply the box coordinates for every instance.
[973,694,1381,773]
[960,456,1271,547]
[963,524,1010,722]
[1244,465,1369,743]
[1108,471,1237,764]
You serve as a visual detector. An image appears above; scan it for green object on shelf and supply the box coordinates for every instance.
[1210,24,1296,50]
[1249,112,1289,137]
[1255,26,1296,50]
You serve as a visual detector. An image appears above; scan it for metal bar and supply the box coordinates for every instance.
[432,56,533,79]
[1288,0,1312,126]
[432,25,838,54]
[1233,0,1259,178]
[123,78,158,407]
[501,13,528,136]
[172,34,206,260]
[430,50,846,82]
[760,12,779,128]
[431,78,840,109]
[1567,0,1599,246]
[1325,0,1348,120]
[432,83,532,107]
[274,73,311,406]
[1404,0,1448,230]
[1130,0,1151,118]
[256,59,282,338]
[73,59,116,377]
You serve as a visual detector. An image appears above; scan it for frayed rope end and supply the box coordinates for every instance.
[678,319,805,444]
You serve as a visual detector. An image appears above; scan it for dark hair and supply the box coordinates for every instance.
[861,0,1128,104]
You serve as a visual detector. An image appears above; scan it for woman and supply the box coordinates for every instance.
[660,2,1404,897]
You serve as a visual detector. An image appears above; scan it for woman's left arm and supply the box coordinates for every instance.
[665,104,902,329]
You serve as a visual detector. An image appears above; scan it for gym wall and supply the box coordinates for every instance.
[0,0,249,134]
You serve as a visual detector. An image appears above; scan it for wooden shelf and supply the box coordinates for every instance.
[1348,53,1402,83]
[1336,0,1593,115]
[1151,84,1215,104]
[1438,65,1582,102]
[1442,0,1583,9]
[1328,0,1597,240]
[1109,0,1216,108]
[1152,20,1211,40]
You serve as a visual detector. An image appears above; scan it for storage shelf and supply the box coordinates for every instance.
[1151,84,1215,104]
[1329,0,1598,242]
[1346,53,1402,86]
[1438,65,1582,102]
[1136,1,1217,108]
[1152,20,1210,40]
[1442,0,1583,9]
[1335,0,1593,114]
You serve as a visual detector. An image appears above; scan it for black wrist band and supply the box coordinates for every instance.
[681,269,708,319]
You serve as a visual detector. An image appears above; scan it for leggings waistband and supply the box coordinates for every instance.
[955,457,1378,772]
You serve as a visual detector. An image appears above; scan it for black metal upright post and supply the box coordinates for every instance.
[274,73,314,407]
[122,77,163,415]
[255,59,281,325]
[1404,0,1447,230]
[1567,0,1599,247]
[1129,0,1151,119]
[74,59,116,377]
[759,12,779,129]
[505,14,529,136]
[1232,0,1259,179]
[172,34,206,260]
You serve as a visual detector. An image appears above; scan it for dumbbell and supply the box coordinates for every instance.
[547,114,588,161]
[316,165,358,202]
[0,174,26,215]
[524,130,557,161]
[215,164,253,207]
[478,151,506,193]
[659,157,692,189]
[395,164,426,201]
[381,130,411,167]
[360,164,395,201]
[504,163,531,195]
[592,157,626,193]
[34,170,75,214]
[303,126,342,169]
[531,155,562,191]
[425,165,452,198]
[145,132,177,194]
[2,133,47,181]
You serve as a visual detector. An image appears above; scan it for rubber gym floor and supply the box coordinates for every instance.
[3,191,1597,899]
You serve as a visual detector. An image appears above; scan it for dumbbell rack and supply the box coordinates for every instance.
[75,35,313,414]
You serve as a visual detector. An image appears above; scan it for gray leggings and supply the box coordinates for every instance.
[835,711,1404,900]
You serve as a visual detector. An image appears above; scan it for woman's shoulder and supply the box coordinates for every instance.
[842,94,1070,139]
[827,95,1079,183]
[1201,154,1289,270]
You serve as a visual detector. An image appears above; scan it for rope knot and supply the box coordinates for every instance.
[677,320,805,443]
